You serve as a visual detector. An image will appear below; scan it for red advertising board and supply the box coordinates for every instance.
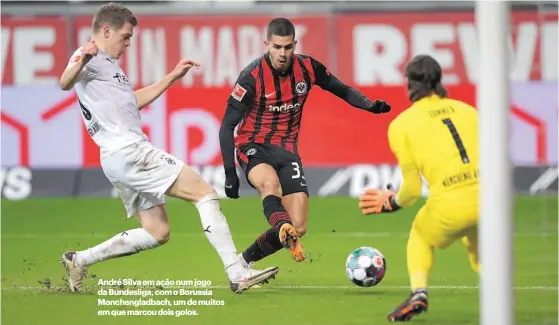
[74,15,331,88]
[1,85,556,168]
[2,11,556,86]
[335,11,558,86]
[1,17,69,85]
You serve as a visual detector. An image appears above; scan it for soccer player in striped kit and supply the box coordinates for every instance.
[219,18,391,268]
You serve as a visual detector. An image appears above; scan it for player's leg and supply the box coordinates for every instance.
[407,223,434,292]
[166,165,279,293]
[387,227,431,321]
[279,157,310,238]
[61,189,167,292]
[460,224,480,273]
[166,164,244,276]
[388,207,436,322]
[388,206,462,322]
[282,193,308,237]
[243,162,304,262]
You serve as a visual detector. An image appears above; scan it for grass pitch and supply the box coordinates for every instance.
[1,196,557,325]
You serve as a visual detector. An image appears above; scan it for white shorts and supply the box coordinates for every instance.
[101,141,185,219]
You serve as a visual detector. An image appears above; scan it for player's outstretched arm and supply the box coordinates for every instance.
[134,59,200,110]
[358,184,401,214]
[387,120,422,207]
[60,40,97,90]
[359,120,422,215]
[310,57,391,114]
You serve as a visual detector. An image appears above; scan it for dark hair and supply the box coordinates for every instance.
[405,55,448,102]
[92,2,138,33]
[267,18,295,40]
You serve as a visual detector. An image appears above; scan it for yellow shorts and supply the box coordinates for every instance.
[411,199,478,249]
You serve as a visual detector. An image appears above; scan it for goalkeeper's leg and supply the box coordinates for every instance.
[460,225,480,273]
[388,216,433,321]
[407,224,434,291]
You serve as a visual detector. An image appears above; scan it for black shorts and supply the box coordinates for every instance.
[236,143,308,196]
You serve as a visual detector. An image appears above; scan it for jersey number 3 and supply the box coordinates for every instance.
[442,118,470,164]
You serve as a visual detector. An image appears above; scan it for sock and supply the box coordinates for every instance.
[407,226,434,291]
[413,288,428,296]
[460,228,480,273]
[76,228,159,268]
[241,228,284,264]
[263,195,292,230]
[196,194,245,281]
[238,253,249,268]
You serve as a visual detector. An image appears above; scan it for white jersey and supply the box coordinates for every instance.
[69,47,148,157]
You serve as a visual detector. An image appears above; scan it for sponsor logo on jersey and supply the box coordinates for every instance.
[268,102,301,113]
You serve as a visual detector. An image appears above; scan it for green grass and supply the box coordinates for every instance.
[1,196,557,325]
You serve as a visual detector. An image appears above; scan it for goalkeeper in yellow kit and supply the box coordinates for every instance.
[358,55,480,322]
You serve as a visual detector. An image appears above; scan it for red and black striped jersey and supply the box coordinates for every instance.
[226,53,330,153]
[220,52,380,171]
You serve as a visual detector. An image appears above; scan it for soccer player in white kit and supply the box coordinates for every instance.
[58,2,278,294]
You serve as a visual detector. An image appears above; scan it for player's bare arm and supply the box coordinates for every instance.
[310,57,391,114]
[59,40,98,90]
[134,59,201,110]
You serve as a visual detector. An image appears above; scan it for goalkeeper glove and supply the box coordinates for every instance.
[358,184,401,215]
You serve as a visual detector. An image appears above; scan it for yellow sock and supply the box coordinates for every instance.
[407,226,434,291]
[460,228,480,273]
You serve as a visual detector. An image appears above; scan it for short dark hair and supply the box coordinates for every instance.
[267,18,295,40]
[92,2,138,33]
[405,55,448,102]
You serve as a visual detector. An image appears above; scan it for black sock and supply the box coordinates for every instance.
[241,228,284,263]
[262,195,292,230]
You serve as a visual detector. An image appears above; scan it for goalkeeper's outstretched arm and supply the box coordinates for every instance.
[388,119,422,208]
[358,119,422,215]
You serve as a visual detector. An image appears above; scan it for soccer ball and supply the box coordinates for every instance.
[345,246,386,287]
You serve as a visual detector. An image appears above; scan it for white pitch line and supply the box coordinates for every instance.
[2,285,556,291]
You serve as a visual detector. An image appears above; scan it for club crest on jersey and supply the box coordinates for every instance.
[232,83,247,101]
[295,81,307,95]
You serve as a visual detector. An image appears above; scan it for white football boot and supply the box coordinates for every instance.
[60,251,87,292]
[229,261,279,294]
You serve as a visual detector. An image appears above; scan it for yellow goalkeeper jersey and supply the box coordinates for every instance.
[388,94,480,207]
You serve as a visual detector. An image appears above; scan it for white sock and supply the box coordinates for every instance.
[239,253,250,268]
[196,195,245,281]
[76,228,160,268]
